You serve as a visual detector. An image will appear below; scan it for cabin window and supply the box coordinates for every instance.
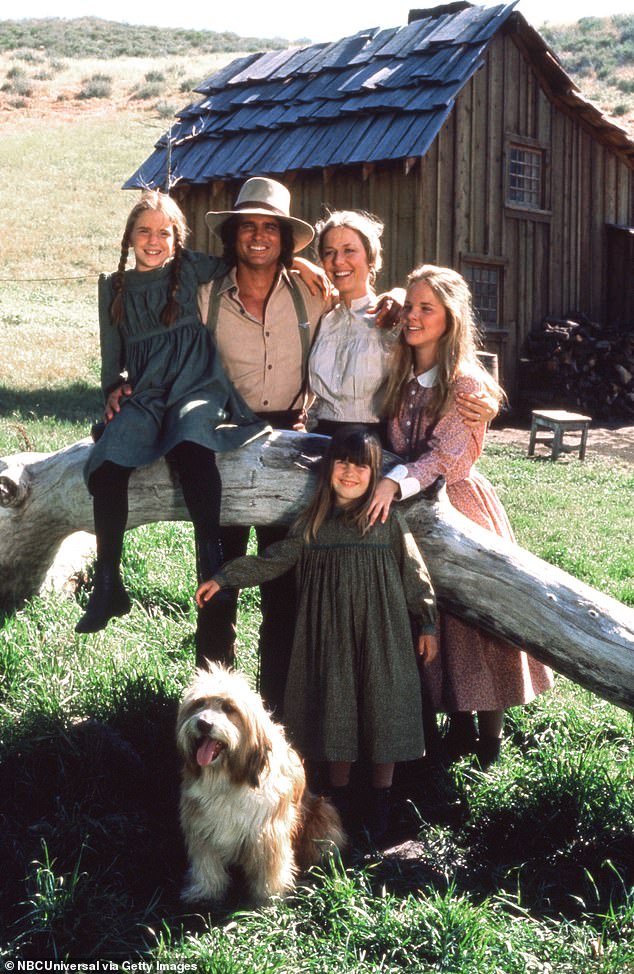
[464,264,500,327]
[508,146,543,208]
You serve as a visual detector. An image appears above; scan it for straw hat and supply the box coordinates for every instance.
[205,177,315,253]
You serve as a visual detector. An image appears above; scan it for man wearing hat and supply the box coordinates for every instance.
[198,176,331,715]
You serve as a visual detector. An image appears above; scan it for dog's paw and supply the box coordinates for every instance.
[180,882,225,908]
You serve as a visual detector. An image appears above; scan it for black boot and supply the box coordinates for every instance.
[443,712,479,762]
[194,538,236,669]
[328,784,353,833]
[475,735,502,771]
[364,787,392,846]
[75,562,131,634]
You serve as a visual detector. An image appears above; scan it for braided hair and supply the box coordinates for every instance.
[110,191,189,327]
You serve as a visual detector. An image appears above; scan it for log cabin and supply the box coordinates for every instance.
[125,1,634,405]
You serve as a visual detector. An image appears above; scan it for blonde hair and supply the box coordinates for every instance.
[111,190,189,327]
[315,210,384,286]
[294,427,383,542]
[382,264,504,423]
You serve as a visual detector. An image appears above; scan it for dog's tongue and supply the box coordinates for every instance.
[196,739,223,767]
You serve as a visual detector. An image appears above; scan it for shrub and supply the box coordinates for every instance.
[76,73,112,100]
[7,75,34,97]
[130,82,163,101]
[155,100,178,119]
[179,77,201,93]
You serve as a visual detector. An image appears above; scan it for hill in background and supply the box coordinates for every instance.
[0,16,297,57]
[0,14,632,132]
[541,13,634,124]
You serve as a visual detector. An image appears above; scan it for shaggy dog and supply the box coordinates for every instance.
[176,664,346,905]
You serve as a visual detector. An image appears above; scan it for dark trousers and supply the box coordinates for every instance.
[200,409,300,717]
[211,523,296,717]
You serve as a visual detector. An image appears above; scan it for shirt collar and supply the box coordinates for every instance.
[415,365,439,388]
[223,263,287,295]
[348,291,375,313]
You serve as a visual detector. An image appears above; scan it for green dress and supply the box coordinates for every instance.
[85,250,268,484]
[214,509,437,764]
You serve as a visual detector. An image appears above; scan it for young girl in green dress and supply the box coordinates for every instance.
[77,191,268,652]
[196,426,438,840]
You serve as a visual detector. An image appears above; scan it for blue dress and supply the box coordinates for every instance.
[85,251,268,483]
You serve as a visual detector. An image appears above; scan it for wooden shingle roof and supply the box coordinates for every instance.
[125,1,634,189]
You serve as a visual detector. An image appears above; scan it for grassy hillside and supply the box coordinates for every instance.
[541,13,634,122]
[0,16,294,57]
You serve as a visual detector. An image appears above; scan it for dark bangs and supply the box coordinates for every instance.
[330,427,382,472]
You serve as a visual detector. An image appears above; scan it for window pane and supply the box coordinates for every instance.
[508,146,542,207]
[464,265,499,325]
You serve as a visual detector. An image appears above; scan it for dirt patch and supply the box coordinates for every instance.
[487,421,634,466]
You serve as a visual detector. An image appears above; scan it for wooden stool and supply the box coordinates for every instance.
[528,410,592,461]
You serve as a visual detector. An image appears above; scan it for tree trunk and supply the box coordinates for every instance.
[1,430,633,711]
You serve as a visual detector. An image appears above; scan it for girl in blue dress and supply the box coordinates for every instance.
[77,191,268,656]
[196,427,438,840]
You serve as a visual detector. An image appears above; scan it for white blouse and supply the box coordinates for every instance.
[308,294,399,424]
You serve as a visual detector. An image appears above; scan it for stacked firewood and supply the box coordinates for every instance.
[520,314,634,418]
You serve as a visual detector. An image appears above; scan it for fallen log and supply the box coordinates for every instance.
[1,431,633,711]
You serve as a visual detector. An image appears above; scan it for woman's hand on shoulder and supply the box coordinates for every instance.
[104,383,132,422]
[367,477,399,525]
[455,390,498,428]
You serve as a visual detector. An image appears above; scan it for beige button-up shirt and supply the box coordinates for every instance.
[198,267,328,413]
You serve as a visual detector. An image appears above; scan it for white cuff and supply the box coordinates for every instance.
[385,466,421,501]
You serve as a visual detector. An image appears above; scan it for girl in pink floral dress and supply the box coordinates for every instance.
[369,264,553,767]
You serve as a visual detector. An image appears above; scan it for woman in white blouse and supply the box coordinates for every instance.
[308,210,396,444]
[307,211,493,444]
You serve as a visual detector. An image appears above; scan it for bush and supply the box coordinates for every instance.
[5,74,34,97]
[130,82,163,101]
[617,78,634,94]
[179,77,201,93]
[155,100,178,119]
[76,73,112,100]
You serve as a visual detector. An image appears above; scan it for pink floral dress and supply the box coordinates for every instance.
[388,369,554,712]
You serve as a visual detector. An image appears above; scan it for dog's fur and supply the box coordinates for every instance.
[176,664,346,905]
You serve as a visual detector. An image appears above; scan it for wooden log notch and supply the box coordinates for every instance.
[1,430,633,712]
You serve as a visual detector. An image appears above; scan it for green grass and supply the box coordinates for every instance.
[479,445,634,605]
[541,14,634,120]
[0,452,631,965]
[0,73,632,969]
